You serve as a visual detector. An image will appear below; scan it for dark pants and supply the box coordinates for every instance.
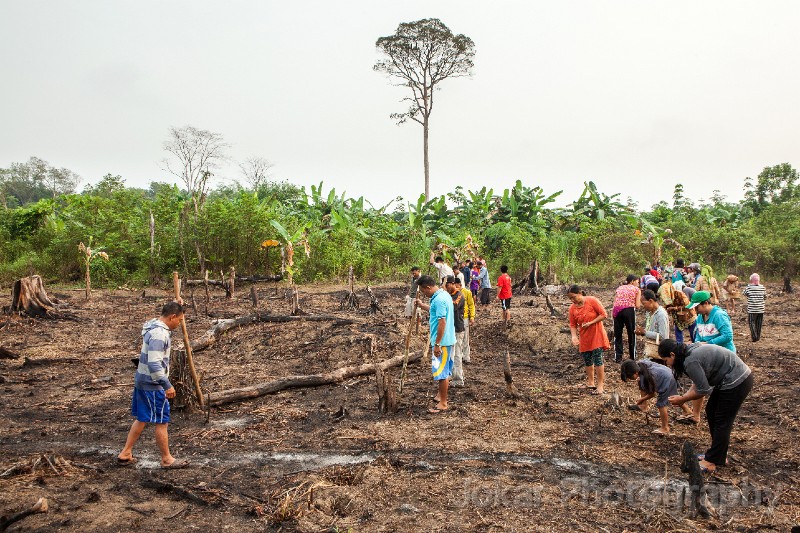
[613,307,636,359]
[646,282,660,293]
[704,374,754,466]
[748,313,763,342]
[480,288,491,305]
[674,322,696,344]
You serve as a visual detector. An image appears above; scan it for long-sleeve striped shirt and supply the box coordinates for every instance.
[742,284,767,313]
[134,318,173,391]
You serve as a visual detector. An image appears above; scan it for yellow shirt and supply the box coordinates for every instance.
[461,288,475,320]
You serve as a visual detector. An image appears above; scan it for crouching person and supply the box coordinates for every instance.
[117,302,190,469]
[620,359,691,435]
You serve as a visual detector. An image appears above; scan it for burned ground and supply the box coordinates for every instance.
[1,282,798,531]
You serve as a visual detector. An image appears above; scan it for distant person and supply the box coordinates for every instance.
[742,273,766,342]
[476,261,492,305]
[497,265,512,327]
[429,252,454,286]
[612,274,641,362]
[722,275,741,316]
[415,275,456,413]
[457,277,476,364]
[117,302,190,469]
[695,265,721,305]
[662,281,697,343]
[568,285,610,394]
[404,266,421,319]
[660,339,753,474]
[641,268,660,293]
[446,276,467,387]
[469,263,481,299]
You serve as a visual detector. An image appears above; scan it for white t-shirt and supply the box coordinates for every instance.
[433,262,454,282]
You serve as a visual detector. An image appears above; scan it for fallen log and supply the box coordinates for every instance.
[140,476,209,506]
[0,497,48,531]
[191,313,361,353]
[207,350,421,406]
[185,274,283,287]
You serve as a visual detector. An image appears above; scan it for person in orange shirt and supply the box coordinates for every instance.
[568,285,611,394]
[497,265,512,327]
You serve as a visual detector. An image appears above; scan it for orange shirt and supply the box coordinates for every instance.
[569,296,611,352]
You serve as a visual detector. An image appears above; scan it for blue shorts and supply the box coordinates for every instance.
[131,388,171,424]
[431,345,454,381]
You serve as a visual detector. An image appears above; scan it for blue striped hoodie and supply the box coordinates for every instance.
[134,318,173,391]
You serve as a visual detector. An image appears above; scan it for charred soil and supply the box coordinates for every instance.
[1,282,798,531]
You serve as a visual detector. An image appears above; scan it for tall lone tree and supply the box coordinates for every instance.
[374,18,475,201]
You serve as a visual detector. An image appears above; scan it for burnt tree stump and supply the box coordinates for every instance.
[7,276,60,318]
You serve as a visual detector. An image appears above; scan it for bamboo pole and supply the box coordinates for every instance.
[173,272,204,408]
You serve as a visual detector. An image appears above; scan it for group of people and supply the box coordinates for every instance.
[567,258,767,474]
[119,255,766,478]
[408,255,514,413]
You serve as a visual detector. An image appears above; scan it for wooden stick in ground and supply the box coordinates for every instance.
[173,272,204,408]
[398,287,420,394]
[203,269,210,314]
[503,350,521,398]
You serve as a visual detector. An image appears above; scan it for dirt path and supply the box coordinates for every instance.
[1,282,798,531]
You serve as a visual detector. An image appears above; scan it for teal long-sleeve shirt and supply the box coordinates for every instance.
[694,306,736,353]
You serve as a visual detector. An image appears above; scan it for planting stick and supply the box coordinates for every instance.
[173,271,204,408]
[398,288,419,394]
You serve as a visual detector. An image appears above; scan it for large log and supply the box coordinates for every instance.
[207,350,422,407]
[0,497,48,531]
[190,313,361,353]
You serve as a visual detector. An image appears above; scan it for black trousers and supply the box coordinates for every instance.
[480,288,491,305]
[613,307,636,359]
[748,313,763,342]
[704,373,754,466]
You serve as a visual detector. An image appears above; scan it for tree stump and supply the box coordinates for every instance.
[8,276,60,318]
[341,266,360,311]
[784,275,793,294]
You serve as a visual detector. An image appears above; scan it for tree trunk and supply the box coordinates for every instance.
[8,276,59,318]
[207,350,422,407]
[423,115,430,201]
[149,209,156,284]
[783,275,793,294]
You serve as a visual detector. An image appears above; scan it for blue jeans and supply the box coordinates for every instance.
[674,322,696,344]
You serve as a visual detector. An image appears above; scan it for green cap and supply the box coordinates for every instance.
[686,290,711,309]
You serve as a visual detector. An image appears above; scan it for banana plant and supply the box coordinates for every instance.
[78,237,109,299]
[634,217,683,267]
[569,180,628,222]
[269,220,311,285]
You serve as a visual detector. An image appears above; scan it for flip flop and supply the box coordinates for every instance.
[428,407,448,414]
[699,464,716,475]
[698,454,729,466]
[161,459,191,470]
[116,457,137,466]
[590,389,604,395]
[575,384,596,390]
[652,429,670,435]
[628,404,643,411]
[676,416,699,425]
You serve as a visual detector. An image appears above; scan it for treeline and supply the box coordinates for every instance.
[0,161,798,288]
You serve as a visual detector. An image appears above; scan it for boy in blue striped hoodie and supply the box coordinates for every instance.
[117,302,188,468]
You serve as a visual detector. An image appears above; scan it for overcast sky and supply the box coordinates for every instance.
[2,1,799,210]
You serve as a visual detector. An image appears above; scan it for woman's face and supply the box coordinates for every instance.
[567,292,583,305]
[662,354,675,367]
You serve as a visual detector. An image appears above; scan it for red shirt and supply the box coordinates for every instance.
[497,273,512,299]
